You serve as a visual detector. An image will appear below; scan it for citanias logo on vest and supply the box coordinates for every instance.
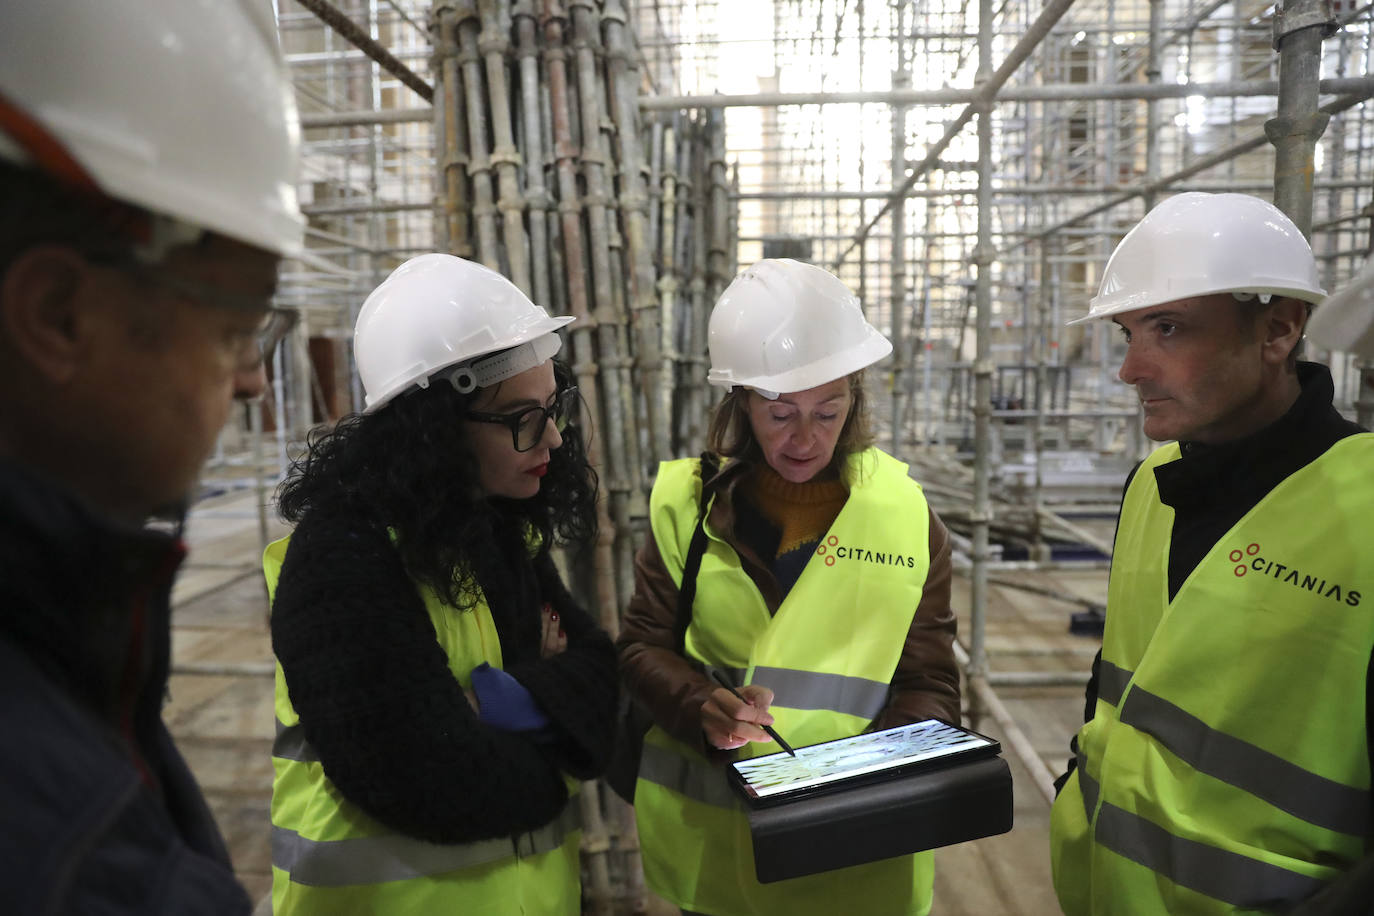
[1229,541,1362,606]
[814,535,917,569]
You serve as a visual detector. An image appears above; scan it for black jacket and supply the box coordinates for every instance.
[0,460,250,915]
[270,504,618,844]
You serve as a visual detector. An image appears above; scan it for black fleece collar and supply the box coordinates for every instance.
[0,459,185,720]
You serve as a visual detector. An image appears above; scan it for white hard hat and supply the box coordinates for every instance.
[1069,192,1324,326]
[355,254,575,413]
[1308,257,1374,358]
[707,259,892,398]
[0,0,304,257]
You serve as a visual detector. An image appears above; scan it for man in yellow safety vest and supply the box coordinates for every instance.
[1050,192,1374,914]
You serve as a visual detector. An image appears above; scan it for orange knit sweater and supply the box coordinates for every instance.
[745,465,847,593]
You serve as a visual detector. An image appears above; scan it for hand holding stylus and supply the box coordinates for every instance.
[704,670,796,756]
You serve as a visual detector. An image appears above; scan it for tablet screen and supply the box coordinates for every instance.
[730,719,997,801]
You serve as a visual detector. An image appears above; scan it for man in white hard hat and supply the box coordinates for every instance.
[0,2,303,911]
[1048,192,1374,915]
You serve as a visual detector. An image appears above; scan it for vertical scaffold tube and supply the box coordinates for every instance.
[890,18,909,453]
[454,0,501,269]
[647,117,665,258]
[433,6,473,257]
[604,0,671,463]
[706,110,732,311]
[569,0,640,607]
[513,0,553,309]
[1267,0,1335,235]
[657,117,683,455]
[968,0,996,726]
[541,0,617,626]
[728,165,739,281]
[477,0,532,293]
[542,23,620,908]
[672,121,699,450]
[687,117,714,453]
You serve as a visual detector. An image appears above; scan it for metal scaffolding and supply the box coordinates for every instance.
[212,0,1374,904]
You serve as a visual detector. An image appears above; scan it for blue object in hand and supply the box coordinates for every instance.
[469,663,553,733]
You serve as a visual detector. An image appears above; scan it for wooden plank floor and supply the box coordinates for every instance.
[166,485,288,909]
[931,570,1105,916]
[166,486,1107,915]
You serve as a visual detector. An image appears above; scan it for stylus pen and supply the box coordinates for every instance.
[710,669,796,756]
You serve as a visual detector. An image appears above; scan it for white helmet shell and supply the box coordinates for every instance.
[1070,192,1324,326]
[355,254,574,412]
[707,258,892,398]
[0,0,304,257]
[1308,257,1374,358]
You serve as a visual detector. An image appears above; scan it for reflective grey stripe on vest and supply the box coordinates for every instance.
[1120,685,1370,837]
[273,797,581,887]
[1095,801,1326,908]
[751,666,889,720]
[1097,659,1132,708]
[639,741,741,810]
[273,720,317,763]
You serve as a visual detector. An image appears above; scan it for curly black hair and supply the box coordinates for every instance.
[277,359,598,609]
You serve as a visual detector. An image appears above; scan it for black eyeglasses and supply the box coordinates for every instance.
[98,256,297,369]
[254,306,300,360]
[466,386,578,452]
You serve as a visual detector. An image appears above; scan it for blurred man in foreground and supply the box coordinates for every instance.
[0,2,303,910]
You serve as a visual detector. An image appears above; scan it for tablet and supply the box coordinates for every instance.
[727,719,1000,807]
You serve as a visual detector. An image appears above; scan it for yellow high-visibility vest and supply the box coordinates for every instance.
[635,448,938,916]
[264,535,581,916]
[1051,435,1374,914]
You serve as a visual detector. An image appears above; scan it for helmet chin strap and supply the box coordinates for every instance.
[441,332,564,394]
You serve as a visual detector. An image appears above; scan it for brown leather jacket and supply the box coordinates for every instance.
[617,456,961,756]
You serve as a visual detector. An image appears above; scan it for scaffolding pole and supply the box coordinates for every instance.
[830,0,1084,271]
[637,77,1374,110]
[296,75,1374,127]
[1010,91,1374,251]
[890,12,909,454]
[1268,0,1337,234]
[967,0,996,727]
[294,0,434,101]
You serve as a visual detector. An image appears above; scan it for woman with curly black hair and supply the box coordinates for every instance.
[263,254,616,915]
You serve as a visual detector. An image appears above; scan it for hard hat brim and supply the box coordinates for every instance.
[363,316,574,413]
[1067,284,1327,326]
[710,332,892,394]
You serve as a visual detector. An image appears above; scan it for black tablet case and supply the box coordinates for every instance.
[746,754,1013,883]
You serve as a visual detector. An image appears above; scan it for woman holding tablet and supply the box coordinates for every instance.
[263,255,617,914]
[618,259,960,916]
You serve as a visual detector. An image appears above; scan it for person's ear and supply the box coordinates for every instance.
[0,247,94,383]
[1262,297,1307,367]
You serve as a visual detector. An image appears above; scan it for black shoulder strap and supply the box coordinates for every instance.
[672,452,720,656]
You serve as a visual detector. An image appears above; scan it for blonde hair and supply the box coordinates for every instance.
[704,370,875,480]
